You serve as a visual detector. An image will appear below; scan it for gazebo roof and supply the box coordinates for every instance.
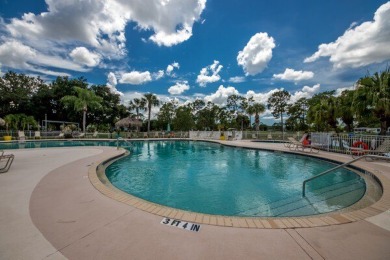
[115,117,142,128]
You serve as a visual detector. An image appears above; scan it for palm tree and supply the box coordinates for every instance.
[252,103,266,131]
[61,87,103,133]
[354,68,390,135]
[143,93,160,133]
[129,98,146,132]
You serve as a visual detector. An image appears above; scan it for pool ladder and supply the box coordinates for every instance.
[116,137,133,150]
[302,154,390,197]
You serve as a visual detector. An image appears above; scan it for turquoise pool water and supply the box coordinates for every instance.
[106,141,366,217]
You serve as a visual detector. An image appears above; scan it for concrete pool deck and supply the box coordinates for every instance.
[0,140,390,259]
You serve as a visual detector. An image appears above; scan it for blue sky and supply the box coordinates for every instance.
[0,0,389,123]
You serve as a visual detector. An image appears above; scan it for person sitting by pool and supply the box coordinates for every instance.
[300,132,311,146]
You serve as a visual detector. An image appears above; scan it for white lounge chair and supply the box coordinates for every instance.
[34,131,41,139]
[18,131,26,141]
[287,137,320,154]
[0,150,15,173]
[351,139,390,159]
[58,132,64,138]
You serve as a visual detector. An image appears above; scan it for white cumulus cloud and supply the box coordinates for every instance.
[128,0,207,46]
[245,89,280,105]
[168,81,190,95]
[166,62,180,76]
[119,71,152,85]
[0,0,206,76]
[69,47,101,67]
[153,70,165,80]
[290,84,321,103]
[228,76,246,83]
[237,32,275,76]
[196,60,223,87]
[203,85,239,106]
[106,72,123,96]
[0,40,85,76]
[273,68,314,82]
[304,2,390,68]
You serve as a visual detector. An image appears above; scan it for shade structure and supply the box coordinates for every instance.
[115,117,142,128]
[0,117,5,126]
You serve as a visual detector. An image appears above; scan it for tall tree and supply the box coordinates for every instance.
[143,93,160,133]
[61,87,103,133]
[50,76,89,123]
[306,91,336,132]
[173,106,195,131]
[0,71,46,117]
[196,102,219,130]
[247,103,265,131]
[267,90,291,132]
[227,95,248,130]
[129,98,146,119]
[354,68,390,135]
[157,101,176,130]
[287,97,308,131]
[90,85,128,127]
[129,97,146,131]
[337,90,355,132]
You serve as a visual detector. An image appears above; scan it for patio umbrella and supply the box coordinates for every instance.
[0,117,5,126]
[115,117,142,129]
[167,123,171,132]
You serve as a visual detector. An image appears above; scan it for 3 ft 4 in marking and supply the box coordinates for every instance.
[160,218,201,232]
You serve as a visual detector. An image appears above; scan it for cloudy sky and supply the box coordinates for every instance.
[0,0,389,123]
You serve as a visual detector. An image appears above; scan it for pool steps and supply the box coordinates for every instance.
[246,179,366,217]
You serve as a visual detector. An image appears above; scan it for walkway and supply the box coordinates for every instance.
[0,141,389,259]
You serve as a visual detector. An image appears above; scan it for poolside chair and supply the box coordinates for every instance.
[18,131,26,141]
[194,131,201,139]
[143,132,148,138]
[58,132,64,138]
[0,150,15,173]
[287,137,320,154]
[267,133,273,140]
[352,139,390,159]
[34,131,41,139]
[284,137,297,148]
[92,131,98,138]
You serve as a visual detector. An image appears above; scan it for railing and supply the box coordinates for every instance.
[0,130,191,140]
[302,154,390,197]
[189,130,243,140]
[116,137,133,150]
[311,132,390,155]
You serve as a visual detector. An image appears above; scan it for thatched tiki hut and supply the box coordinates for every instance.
[115,117,143,132]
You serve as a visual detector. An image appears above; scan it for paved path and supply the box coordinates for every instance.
[1,142,390,259]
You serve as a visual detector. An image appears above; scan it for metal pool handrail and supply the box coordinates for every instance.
[116,137,132,150]
[302,154,390,197]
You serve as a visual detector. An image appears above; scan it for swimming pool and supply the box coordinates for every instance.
[105,141,369,217]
